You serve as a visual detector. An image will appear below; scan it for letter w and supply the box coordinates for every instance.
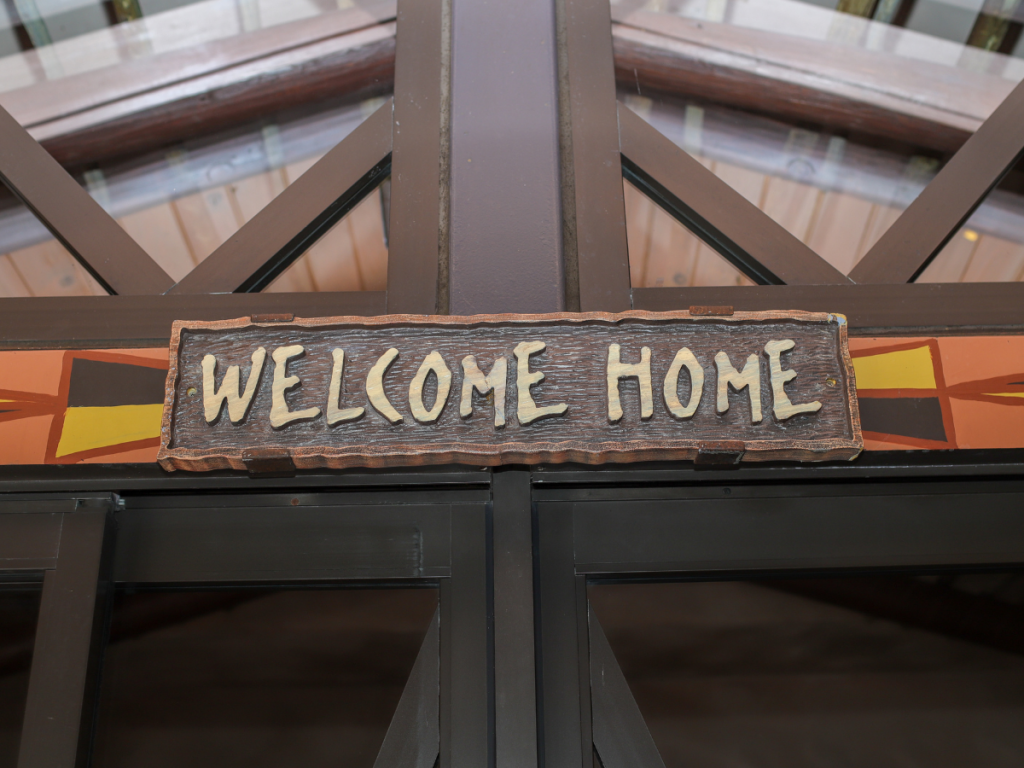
[202,348,267,423]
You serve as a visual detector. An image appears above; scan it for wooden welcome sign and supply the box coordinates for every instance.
[157,310,862,471]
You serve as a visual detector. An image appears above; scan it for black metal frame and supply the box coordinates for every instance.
[4,458,1024,768]
[534,466,1024,768]
[1,479,494,768]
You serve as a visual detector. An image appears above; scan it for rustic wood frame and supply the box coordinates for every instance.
[157,310,862,471]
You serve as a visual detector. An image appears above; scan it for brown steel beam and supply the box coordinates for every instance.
[447,0,565,314]
[633,283,1024,332]
[851,79,1024,284]
[386,0,445,314]
[618,102,852,287]
[0,106,173,296]
[562,0,632,312]
[169,99,393,294]
[0,292,385,349]
[2,282,1021,349]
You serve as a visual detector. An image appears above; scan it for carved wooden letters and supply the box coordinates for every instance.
[159,310,862,470]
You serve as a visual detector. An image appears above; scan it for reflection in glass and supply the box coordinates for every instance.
[622,95,1024,283]
[0,0,359,92]
[92,587,437,768]
[0,578,44,768]
[610,0,1024,69]
[591,574,1024,767]
[920,155,1024,282]
[0,96,390,297]
[625,179,754,287]
[266,184,389,294]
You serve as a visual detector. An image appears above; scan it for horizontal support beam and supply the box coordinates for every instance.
[567,480,1024,575]
[619,102,851,286]
[633,283,1024,333]
[1,284,1020,347]
[1,452,1022,496]
[0,465,492,494]
[532,449,1024,492]
[0,291,385,348]
[2,3,396,170]
[113,501,453,583]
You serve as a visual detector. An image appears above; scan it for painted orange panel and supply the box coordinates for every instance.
[948,398,1024,449]
[862,435,936,451]
[0,337,1022,463]
[936,336,1024,387]
[848,337,932,355]
[0,414,54,464]
[0,350,65,397]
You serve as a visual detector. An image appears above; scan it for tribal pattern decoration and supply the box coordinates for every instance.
[0,349,167,464]
[850,336,1024,451]
[0,336,1021,464]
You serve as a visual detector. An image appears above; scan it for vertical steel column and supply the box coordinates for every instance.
[447,0,564,314]
[446,0,565,760]
[441,504,492,768]
[560,0,632,311]
[18,505,115,768]
[535,503,592,768]
[491,470,538,768]
[387,0,447,314]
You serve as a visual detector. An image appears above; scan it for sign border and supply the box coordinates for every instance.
[157,310,862,471]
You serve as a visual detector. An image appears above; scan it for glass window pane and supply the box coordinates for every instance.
[0,578,44,768]
[0,0,374,92]
[624,179,755,288]
[592,572,1024,767]
[0,97,391,296]
[919,155,1024,283]
[93,587,437,768]
[620,95,947,280]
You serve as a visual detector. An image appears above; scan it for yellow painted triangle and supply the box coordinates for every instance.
[56,404,163,458]
[853,346,936,390]
[983,392,1024,399]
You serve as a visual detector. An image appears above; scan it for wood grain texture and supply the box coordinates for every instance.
[158,311,861,471]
